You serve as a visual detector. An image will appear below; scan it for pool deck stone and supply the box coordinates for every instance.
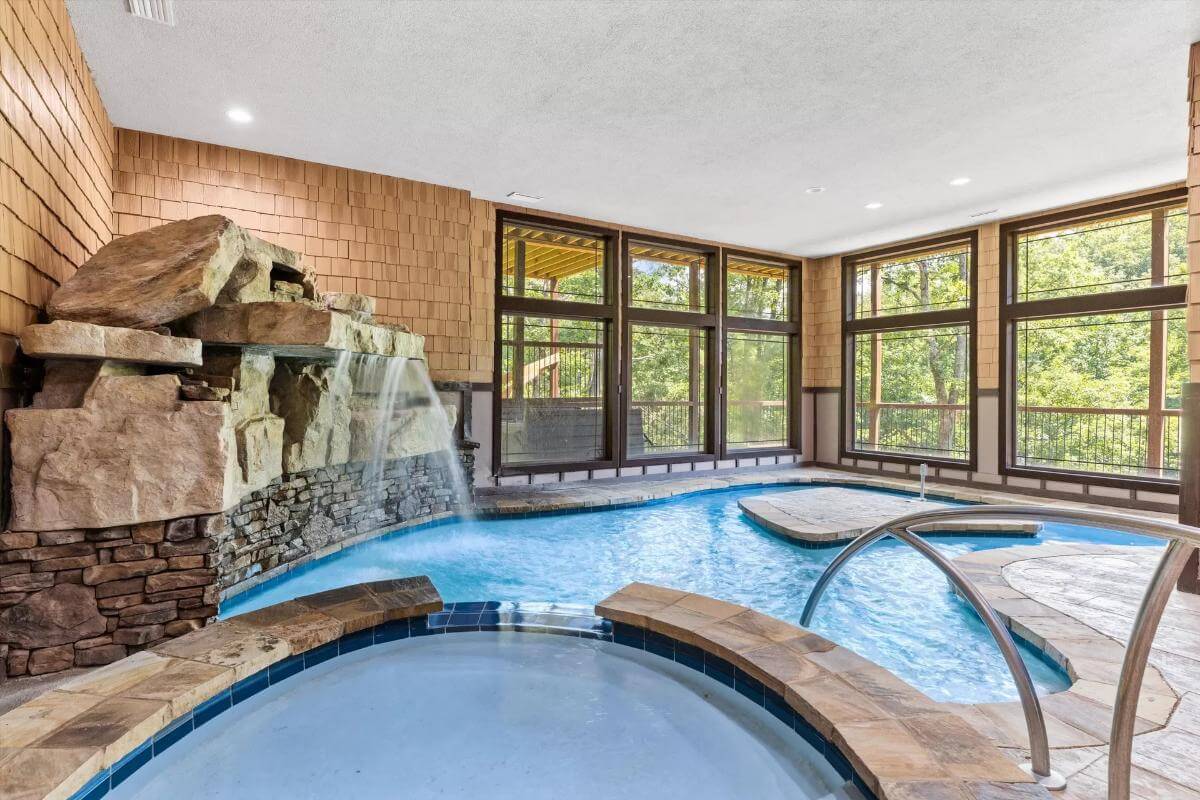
[596,582,1043,800]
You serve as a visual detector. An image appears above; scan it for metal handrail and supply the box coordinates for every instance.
[797,503,1200,798]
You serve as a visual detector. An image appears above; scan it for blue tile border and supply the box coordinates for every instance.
[605,620,880,800]
[63,602,874,800]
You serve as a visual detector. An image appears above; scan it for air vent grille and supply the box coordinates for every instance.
[127,0,176,26]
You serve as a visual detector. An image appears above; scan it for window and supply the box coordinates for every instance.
[843,234,976,466]
[627,325,707,455]
[499,316,607,465]
[1001,192,1187,485]
[723,252,800,454]
[628,243,707,312]
[726,331,790,450]
[495,216,801,474]
[495,215,616,473]
[727,258,789,320]
[501,223,605,304]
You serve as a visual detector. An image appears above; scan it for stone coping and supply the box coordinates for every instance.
[0,577,441,800]
[596,582,1045,800]
[737,485,1042,546]
[945,544,1179,752]
[475,466,1178,523]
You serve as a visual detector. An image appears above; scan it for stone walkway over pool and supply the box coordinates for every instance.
[737,485,1042,545]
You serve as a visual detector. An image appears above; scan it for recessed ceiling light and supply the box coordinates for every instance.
[949,177,971,186]
[864,202,883,210]
[507,192,543,202]
[226,107,253,124]
[805,186,825,194]
[969,209,999,218]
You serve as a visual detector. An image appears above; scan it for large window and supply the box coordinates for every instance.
[495,216,801,474]
[1001,191,1187,486]
[843,234,976,466]
[495,217,616,470]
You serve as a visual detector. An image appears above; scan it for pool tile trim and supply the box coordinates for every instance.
[596,582,1047,800]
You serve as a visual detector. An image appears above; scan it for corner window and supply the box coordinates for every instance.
[1002,194,1187,484]
[843,235,976,465]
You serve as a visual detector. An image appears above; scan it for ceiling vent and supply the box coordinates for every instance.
[127,0,176,26]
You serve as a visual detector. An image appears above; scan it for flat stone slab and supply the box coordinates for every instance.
[20,320,202,367]
[182,301,424,359]
[738,486,1041,545]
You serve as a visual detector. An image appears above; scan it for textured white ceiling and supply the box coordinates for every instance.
[68,0,1200,256]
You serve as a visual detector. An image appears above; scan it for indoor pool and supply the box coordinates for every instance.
[108,634,850,800]
[221,484,1160,703]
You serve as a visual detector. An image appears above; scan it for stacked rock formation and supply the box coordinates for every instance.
[0,216,458,678]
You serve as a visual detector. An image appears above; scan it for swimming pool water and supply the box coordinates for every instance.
[221,484,1160,703]
[108,635,849,800]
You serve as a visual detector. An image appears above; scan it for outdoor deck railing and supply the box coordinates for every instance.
[854,402,1182,476]
[800,504,1200,798]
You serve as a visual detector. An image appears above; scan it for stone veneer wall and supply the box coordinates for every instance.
[211,448,475,593]
[0,447,474,678]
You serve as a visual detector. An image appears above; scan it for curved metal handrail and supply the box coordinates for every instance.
[798,503,1200,797]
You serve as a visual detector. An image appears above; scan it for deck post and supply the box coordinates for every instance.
[1182,41,1200,592]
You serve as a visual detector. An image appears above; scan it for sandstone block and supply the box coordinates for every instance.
[0,572,55,592]
[156,539,212,557]
[48,215,249,329]
[113,625,165,646]
[113,544,156,562]
[271,359,352,473]
[0,532,38,550]
[75,635,113,649]
[119,601,178,626]
[95,578,145,598]
[74,644,127,667]
[165,519,196,541]
[34,555,98,572]
[7,397,241,531]
[0,584,107,648]
[324,292,375,318]
[38,530,86,545]
[20,320,202,367]
[131,523,165,544]
[31,360,144,410]
[28,643,75,675]
[97,594,145,612]
[183,301,424,359]
[82,560,167,585]
[6,648,29,675]
[144,569,213,593]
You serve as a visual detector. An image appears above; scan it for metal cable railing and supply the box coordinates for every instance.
[798,504,1200,797]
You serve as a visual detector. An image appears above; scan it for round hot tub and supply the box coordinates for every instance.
[106,632,850,800]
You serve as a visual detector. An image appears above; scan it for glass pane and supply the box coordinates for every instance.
[502,223,605,304]
[725,331,788,450]
[500,314,605,465]
[1016,210,1161,301]
[854,244,970,319]
[1167,204,1189,285]
[726,258,789,320]
[629,243,706,312]
[852,325,970,460]
[1014,309,1185,479]
[627,325,707,456]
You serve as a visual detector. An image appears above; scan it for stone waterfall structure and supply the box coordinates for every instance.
[0,216,473,679]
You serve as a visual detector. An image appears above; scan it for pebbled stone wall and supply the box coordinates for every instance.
[210,447,475,593]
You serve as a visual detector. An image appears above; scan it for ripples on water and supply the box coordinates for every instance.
[222,485,1158,703]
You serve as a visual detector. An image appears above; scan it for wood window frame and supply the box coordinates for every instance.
[998,188,1187,492]
[839,230,980,471]
[493,211,620,476]
[720,249,803,459]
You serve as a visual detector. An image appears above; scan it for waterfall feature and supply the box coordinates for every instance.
[342,353,472,518]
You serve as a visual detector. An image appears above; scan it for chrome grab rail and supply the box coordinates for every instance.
[797,504,1200,798]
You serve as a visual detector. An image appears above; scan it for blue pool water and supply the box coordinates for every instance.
[221,485,1159,703]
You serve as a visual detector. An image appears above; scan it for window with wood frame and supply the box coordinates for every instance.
[1001,192,1187,485]
[495,219,616,471]
[843,234,977,465]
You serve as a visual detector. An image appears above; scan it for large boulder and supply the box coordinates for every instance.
[31,360,144,410]
[271,360,352,473]
[6,379,241,531]
[0,584,106,649]
[47,215,248,329]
